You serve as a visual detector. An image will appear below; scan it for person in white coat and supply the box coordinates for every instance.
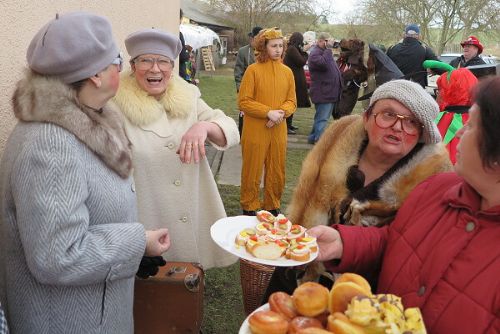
[114,29,239,269]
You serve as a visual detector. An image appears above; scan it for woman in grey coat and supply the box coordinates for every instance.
[0,12,170,334]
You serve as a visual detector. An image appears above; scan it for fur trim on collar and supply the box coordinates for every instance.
[113,71,199,126]
[288,115,452,228]
[12,70,132,179]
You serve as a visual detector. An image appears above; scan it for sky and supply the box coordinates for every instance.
[318,0,358,23]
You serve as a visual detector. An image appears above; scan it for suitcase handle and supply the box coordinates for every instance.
[165,264,202,293]
[185,273,200,293]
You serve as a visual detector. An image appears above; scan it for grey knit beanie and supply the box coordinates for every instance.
[125,28,182,60]
[368,79,441,144]
[27,12,118,84]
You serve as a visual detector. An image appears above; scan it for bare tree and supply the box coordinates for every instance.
[203,0,331,46]
[359,0,499,54]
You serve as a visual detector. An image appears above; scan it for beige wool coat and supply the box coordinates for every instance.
[114,73,239,269]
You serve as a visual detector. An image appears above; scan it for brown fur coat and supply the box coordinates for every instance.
[287,115,452,229]
[12,70,132,178]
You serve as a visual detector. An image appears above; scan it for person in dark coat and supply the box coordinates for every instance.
[283,32,310,134]
[179,9,190,81]
[449,35,486,68]
[333,38,368,119]
[234,26,263,136]
[386,24,440,87]
[307,32,342,144]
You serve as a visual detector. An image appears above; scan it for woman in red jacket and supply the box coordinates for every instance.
[309,76,500,333]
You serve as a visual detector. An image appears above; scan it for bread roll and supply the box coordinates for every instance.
[251,241,285,260]
[257,210,276,223]
[268,292,297,320]
[332,273,371,295]
[329,281,370,314]
[296,328,333,334]
[248,310,289,334]
[293,282,329,317]
[288,316,323,334]
[326,313,365,334]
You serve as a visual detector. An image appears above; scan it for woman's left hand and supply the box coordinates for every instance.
[177,122,208,164]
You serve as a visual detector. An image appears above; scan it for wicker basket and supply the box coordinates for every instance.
[239,259,275,315]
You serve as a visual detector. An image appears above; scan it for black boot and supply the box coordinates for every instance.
[242,210,257,216]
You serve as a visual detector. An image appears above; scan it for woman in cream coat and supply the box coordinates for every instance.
[114,29,239,269]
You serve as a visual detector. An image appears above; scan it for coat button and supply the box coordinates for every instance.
[174,180,181,186]
[131,182,136,192]
[167,143,175,149]
[417,286,426,296]
[181,216,188,223]
[465,221,475,232]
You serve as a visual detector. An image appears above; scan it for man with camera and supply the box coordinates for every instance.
[307,32,342,144]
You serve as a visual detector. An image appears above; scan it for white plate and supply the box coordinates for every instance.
[210,216,318,267]
[239,303,270,334]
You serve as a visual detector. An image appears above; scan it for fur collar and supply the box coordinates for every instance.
[288,115,452,228]
[113,71,197,126]
[12,70,132,179]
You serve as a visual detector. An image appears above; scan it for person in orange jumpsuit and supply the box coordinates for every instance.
[238,27,297,215]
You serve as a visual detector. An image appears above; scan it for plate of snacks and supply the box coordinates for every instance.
[239,273,427,334]
[210,211,318,266]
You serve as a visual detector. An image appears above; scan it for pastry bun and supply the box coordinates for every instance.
[268,292,297,320]
[288,316,323,334]
[293,282,329,317]
[332,273,371,295]
[326,312,365,334]
[248,310,289,334]
[329,281,371,314]
[296,328,334,334]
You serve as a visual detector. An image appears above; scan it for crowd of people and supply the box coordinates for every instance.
[0,10,498,334]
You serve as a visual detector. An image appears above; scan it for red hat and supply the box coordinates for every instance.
[460,36,483,54]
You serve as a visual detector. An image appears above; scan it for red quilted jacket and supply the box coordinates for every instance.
[326,172,500,333]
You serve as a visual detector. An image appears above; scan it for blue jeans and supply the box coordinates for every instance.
[308,103,334,143]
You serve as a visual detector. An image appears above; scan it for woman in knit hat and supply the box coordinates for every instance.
[238,27,297,217]
[449,35,486,68]
[113,28,239,270]
[310,76,500,333]
[262,79,452,300]
[0,12,170,333]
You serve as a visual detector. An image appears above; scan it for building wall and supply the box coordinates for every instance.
[0,0,180,154]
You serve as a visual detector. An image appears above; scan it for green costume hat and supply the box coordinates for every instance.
[423,60,455,82]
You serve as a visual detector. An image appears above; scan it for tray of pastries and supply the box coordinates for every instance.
[239,273,427,334]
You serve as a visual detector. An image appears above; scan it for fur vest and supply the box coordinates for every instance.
[113,71,197,126]
[12,71,132,178]
[288,115,452,229]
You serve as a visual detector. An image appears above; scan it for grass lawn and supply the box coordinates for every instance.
[197,68,362,333]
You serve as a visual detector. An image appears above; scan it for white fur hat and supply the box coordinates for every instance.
[369,79,442,144]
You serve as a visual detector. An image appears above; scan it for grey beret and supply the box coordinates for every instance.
[125,28,182,60]
[27,12,118,84]
[369,79,442,144]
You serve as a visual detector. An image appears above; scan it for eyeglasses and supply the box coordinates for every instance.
[134,57,173,71]
[111,53,123,72]
[372,110,423,136]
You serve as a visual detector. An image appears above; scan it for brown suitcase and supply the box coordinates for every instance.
[134,262,204,334]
